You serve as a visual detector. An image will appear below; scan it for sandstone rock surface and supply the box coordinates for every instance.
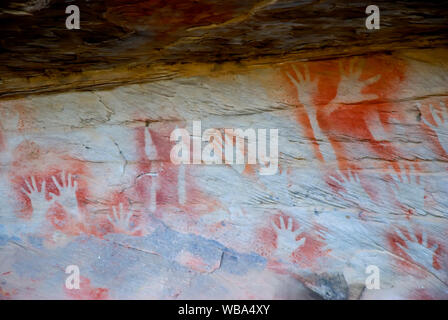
[0,1,447,300]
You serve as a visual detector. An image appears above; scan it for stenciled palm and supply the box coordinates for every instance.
[326,58,381,115]
[366,111,391,142]
[108,203,142,235]
[21,176,54,225]
[287,64,337,163]
[287,64,318,112]
[329,170,367,206]
[49,171,81,220]
[418,101,448,154]
[394,225,438,273]
[271,216,306,258]
[389,164,426,216]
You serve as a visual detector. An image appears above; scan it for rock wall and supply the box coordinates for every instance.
[1,0,448,98]
[0,48,447,299]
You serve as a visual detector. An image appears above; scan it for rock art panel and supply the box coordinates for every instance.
[0,49,447,299]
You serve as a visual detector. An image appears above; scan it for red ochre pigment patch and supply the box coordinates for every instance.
[255,225,277,258]
[133,126,222,218]
[386,228,441,275]
[419,98,448,159]
[97,192,145,236]
[10,140,90,226]
[0,286,18,299]
[290,234,328,269]
[282,55,407,168]
[64,276,109,300]
[263,213,329,270]
[410,288,436,300]
[176,250,212,273]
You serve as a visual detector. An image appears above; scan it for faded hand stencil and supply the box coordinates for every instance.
[0,51,447,299]
[280,54,447,297]
[419,101,448,155]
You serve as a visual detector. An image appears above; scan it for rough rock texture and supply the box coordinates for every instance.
[0,1,448,300]
[1,0,448,97]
